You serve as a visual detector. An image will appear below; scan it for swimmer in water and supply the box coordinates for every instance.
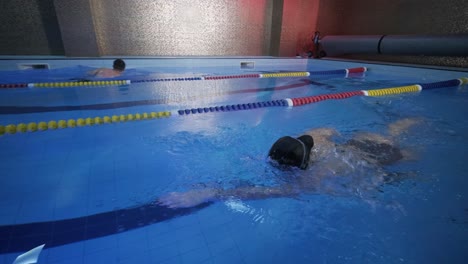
[88,59,126,78]
[158,118,422,208]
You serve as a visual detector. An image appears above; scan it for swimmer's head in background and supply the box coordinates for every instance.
[268,135,314,170]
[113,59,126,72]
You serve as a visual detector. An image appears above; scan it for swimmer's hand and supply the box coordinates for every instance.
[158,188,218,208]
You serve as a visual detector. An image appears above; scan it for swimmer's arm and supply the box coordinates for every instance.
[158,184,303,208]
[216,184,301,201]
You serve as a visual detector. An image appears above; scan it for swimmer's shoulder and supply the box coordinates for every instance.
[304,128,339,138]
[93,68,121,78]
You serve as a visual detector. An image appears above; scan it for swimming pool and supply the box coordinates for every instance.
[0,58,467,264]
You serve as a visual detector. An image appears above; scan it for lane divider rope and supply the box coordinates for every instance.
[27,80,131,88]
[177,77,467,112]
[0,111,171,135]
[177,100,288,116]
[1,77,465,136]
[0,67,367,89]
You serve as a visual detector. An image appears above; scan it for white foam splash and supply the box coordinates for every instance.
[225,199,252,214]
[224,199,265,224]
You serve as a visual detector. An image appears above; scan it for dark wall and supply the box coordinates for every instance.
[316,0,468,67]
[0,0,64,55]
[279,0,320,57]
[317,0,468,35]
[53,0,100,56]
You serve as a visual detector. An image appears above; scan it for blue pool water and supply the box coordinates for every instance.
[0,59,467,264]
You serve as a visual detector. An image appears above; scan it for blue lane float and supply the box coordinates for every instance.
[177,100,288,115]
[419,79,465,90]
[131,77,204,83]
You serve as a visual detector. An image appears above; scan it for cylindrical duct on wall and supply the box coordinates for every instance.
[319,35,382,56]
[381,35,468,56]
[321,34,468,57]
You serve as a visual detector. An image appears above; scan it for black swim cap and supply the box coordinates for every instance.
[113,59,126,71]
[268,135,314,170]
